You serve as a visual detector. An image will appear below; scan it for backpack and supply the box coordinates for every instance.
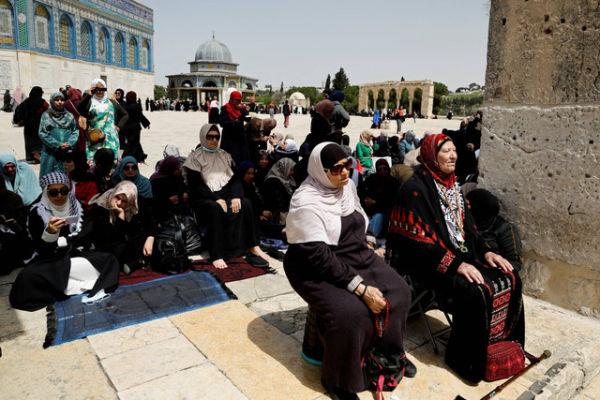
[151,214,201,274]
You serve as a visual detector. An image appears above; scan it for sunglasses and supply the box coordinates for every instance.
[123,164,138,171]
[48,187,70,197]
[206,134,220,140]
[325,158,353,176]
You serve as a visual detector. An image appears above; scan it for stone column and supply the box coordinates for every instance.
[482,0,600,317]
[408,92,414,114]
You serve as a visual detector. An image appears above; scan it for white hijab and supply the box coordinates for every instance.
[183,124,234,192]
[90,78,109,112]
[286,142,368,246]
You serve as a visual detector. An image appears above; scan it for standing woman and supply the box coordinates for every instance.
[38,92,79,177]
[13,86,48,163]
[11,86,25,112]
[77,78,128,162]
[219,91,250,165]
[121,91,150,163]
[284,142,413,399]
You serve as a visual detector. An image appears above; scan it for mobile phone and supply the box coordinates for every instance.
[63,216,79,225]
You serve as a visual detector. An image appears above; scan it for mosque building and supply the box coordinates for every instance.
[166,35,257,105]
[0,0,154,100]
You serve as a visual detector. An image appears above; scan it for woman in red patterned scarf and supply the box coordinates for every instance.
[387,133,525,383]
[219,90,250,166]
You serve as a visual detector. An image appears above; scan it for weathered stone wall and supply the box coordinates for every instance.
[481,0,600,316]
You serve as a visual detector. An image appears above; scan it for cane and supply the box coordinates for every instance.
[454,350,551,400]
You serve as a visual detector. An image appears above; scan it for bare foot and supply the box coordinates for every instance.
[250,246,270,262]
[212,259,228,269]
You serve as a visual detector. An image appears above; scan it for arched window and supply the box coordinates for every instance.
[228,80,237,88]
[59,15,73,54]
[98,27,109,61]
[113,32,124,64]
[80,21,92,57]
[0,0,15,46]
[127,37,137,67]
[140,41,149,70]
[34,5,50,50]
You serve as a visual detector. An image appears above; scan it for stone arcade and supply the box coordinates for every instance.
[358,80,435,117]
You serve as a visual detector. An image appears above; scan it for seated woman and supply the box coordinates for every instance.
[388,133,524,383]
[272,138,299,162]
[399,130,417,164]
[184,124,269,269]
[0,153,42,206]
[87,181,155,274]
[90,148,117,194]
[113,156,153,206]
[261,157,296,226]
[254,150,272,192]
[356,130,374,174]
[0,178,31,275]
[466,188,523,272]
[361,159,398,239]
[9,173,119,311]
[150,155,189,222]
[62,148,99,209]
[284,142,413,399]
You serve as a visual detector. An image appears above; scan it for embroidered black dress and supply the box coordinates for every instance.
[388,165,525,382]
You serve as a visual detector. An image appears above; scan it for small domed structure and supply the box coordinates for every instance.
[289,91,309,108]
[194,39,232,63]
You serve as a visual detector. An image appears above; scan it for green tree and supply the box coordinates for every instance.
[332,68,350,91]
[401,76,405,82]
[280,81,284,93]
[433,81,449,115]
[341,85,359,111]
[325,74,331,91]
[154,85,167,100]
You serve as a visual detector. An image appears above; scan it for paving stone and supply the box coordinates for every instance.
[0,296,47,342]
[535,362,585,400]
[170,300,324,400]
[249,292,308,334]
[100,334,207,391]
[88,317,181,359]
[573,372,600,400]
[226,272,294,304]
[0,336,116,399]
[118,363,248,400]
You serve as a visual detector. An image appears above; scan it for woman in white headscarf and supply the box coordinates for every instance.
[284,142,413,399]
[77,78,129,162]
[9,172,119,311]
[184,124,269,270]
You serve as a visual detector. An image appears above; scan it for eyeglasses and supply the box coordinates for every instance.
[206,134,220,141]
[325,158,353,176]
[48,187,70,197]
[123,164,138,171]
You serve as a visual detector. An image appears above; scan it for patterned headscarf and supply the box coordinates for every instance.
[35,172,82,234]
[418,133,456,189]
[90,180,139,224]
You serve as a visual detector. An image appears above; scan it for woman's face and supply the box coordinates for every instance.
[288,168,295,179]
[122,162,138,178]
[259,155,269,168]
[53,96,65,111]
[114,91,122,99]
[114,193,129,209]
[93,83,106,99]
[47,183,69,207]
[205,128,220,150]
[2,162,16,177]
[243,168,255,183]
[326,157,351,188]
[63,160,75,174]
[437,141,457,175]
[231,98,241,109]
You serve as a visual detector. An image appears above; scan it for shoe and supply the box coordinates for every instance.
[321,378,359,400]
[403,357,417,378]
[245,253,269,268]
[265,247,285,261]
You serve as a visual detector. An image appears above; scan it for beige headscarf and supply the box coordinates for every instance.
[90,180,139,224]
[359,129,374,152]
[183,124,234,192]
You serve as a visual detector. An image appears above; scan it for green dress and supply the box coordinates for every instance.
[86,99,120,161]
[38,108,78,178]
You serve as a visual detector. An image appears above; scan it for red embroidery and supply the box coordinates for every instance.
[437,251,454,273]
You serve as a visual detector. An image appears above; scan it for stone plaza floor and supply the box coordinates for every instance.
[1,110,599,399]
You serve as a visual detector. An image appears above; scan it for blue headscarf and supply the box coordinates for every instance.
[114,156,153,198]
[0,153,42,206]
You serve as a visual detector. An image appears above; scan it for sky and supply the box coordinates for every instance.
[142,0,490,92]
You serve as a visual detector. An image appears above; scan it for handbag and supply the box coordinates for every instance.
[84,105,110,145]
[484,341,526,381]
[362,300,404,400]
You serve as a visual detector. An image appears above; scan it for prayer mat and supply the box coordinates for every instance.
[44,271,235,348]
[118,267,175,286]
[192,257,267,282]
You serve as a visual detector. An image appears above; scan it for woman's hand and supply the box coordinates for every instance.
[357,284,387,314]
[143,236,154,257]
[230,198,241,213]
[109,197,126,220]
[216,199,227,213]
[59,142,70,150]
[168,195,179,205]
[46,216,66,234]
[457,262,484,284]
[364,197,376,208]
[485,251,513,272]
[182,192,189,202]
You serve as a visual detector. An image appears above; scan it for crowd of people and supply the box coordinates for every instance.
[1,81,526,399]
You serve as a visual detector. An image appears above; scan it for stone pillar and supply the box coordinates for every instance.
[482,0,600,317]
[358,86,367,112]
[408,92,414,114]
[176,89,181,99]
